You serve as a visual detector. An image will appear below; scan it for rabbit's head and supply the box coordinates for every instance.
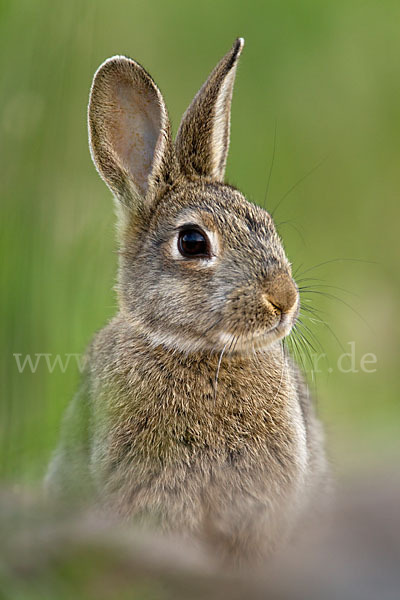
[88,39,299,355]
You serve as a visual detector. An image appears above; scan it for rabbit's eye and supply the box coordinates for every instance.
[177,229,210,258]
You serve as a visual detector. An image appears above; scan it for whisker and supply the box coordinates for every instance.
[263,119,277,208]
[294,326,316,365]
[270,341,287,406]
[288,324,315,378]
[202,315,224,336]
[287,331,308,376]
[300,289,374,333]
[214,341,229,403]
[251,341,263,371]
[301,311,345,353]
[296,257,377,278]
[296,319,323,354]
[252,339,264,368]
[271,155,328,217]
[231,334,240,355]
[300,304,326,319]
[276,220,306,246]
[298,283,358,298]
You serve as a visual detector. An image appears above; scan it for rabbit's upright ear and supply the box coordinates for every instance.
[175,38,244,183]
[88,56,178,211]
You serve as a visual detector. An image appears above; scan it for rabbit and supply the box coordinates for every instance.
[46,38,329,565]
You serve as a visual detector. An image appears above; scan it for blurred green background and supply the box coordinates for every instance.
[1,0,399,488]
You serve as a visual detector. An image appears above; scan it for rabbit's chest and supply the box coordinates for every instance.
[106,366,300,453]
[94,366,307,520]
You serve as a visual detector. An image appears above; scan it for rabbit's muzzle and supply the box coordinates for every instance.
[260,271,299,339]
[262,272,298,317]
[221,270,299,353]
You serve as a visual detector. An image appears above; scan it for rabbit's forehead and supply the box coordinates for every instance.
[159,186,274,238]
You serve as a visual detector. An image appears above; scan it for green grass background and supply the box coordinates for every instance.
[1,0,399,485]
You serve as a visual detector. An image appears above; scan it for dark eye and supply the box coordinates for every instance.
[177,229,210,258]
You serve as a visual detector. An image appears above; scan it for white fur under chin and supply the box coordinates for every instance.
[127,316,291,357]
[218,325,291,354]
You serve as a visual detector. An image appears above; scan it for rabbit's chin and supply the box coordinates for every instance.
[218,322,294,355]
[126,316,295,357]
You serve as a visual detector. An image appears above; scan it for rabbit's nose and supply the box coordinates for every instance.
[262,272,298,315]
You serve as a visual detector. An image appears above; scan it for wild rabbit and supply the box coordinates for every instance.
[46,38,329,564]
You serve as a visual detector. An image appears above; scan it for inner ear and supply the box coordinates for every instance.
[88,56,178,210]
[107,76,162,195]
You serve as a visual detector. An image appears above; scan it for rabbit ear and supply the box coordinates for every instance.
[175,38,244,182]
[88,56,178,210]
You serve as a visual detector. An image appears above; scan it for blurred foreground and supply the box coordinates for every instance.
[1,470,399,600]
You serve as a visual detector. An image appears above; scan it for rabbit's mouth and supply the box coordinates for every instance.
[219,316,295,354]
[253,322,291,349]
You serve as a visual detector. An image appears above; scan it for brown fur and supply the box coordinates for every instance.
[46,39,329,564]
